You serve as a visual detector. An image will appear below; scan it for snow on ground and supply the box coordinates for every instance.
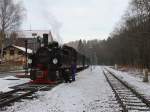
[106,67,150,98]
[0,76,30,92]
[0,72,17,78]
[116,67,150,81]
[2,66,120,112]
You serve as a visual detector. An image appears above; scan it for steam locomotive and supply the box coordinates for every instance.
[29,34,89,84]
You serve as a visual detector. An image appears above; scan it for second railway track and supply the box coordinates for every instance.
[0,67,87,109]
[103,68,150,112]
[0,82,60,109]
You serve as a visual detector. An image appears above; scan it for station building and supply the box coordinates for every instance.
[1,30,53,64]
[3,45,32,65]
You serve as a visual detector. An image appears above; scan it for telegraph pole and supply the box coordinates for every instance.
[25,40,28,75]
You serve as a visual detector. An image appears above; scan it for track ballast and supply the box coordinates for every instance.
[103,68,150,112]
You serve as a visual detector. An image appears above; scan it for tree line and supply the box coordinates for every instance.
[68,0,150,68]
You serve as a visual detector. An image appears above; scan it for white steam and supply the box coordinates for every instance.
[41,8,63,44]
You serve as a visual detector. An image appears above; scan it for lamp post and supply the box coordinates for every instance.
[24,39,35,76]
[93,52,97,67]
[89,46,93,71]
[25,40,28,75]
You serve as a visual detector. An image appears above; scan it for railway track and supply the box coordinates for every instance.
[0,83,60,109]
[103,68,150,112]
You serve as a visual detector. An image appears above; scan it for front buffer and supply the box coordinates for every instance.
[30,66,57,84]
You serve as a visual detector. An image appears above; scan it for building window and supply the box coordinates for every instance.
[18,51,23,55]
[10,50,14,55]
[3,51,6,55]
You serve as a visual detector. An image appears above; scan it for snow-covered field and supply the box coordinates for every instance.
[0,76,29,92]
[1,66,120,112]
[115,67,150,80]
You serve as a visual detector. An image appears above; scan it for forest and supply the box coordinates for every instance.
[68,0,150,68]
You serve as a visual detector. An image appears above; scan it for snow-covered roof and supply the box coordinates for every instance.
[12,45,33,54]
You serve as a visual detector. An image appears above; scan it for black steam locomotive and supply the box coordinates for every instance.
[29,34,88,84]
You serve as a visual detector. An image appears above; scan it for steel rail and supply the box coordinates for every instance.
[103,68,150,111]
[105,68,150,107]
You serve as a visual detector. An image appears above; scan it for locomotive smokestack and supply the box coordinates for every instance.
[43,33,48,47]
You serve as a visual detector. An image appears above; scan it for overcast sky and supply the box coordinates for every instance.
[21,0,130,43]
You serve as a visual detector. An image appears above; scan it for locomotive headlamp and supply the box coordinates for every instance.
[53,58,58,64]
[28,59,32,64]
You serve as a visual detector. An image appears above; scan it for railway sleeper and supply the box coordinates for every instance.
[118,93,136,97]
[127,103,147,107]
[126,106,150,111]
[0,90,35,108]
[121,97,141,101]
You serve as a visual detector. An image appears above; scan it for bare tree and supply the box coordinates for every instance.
[0,0,24,59]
